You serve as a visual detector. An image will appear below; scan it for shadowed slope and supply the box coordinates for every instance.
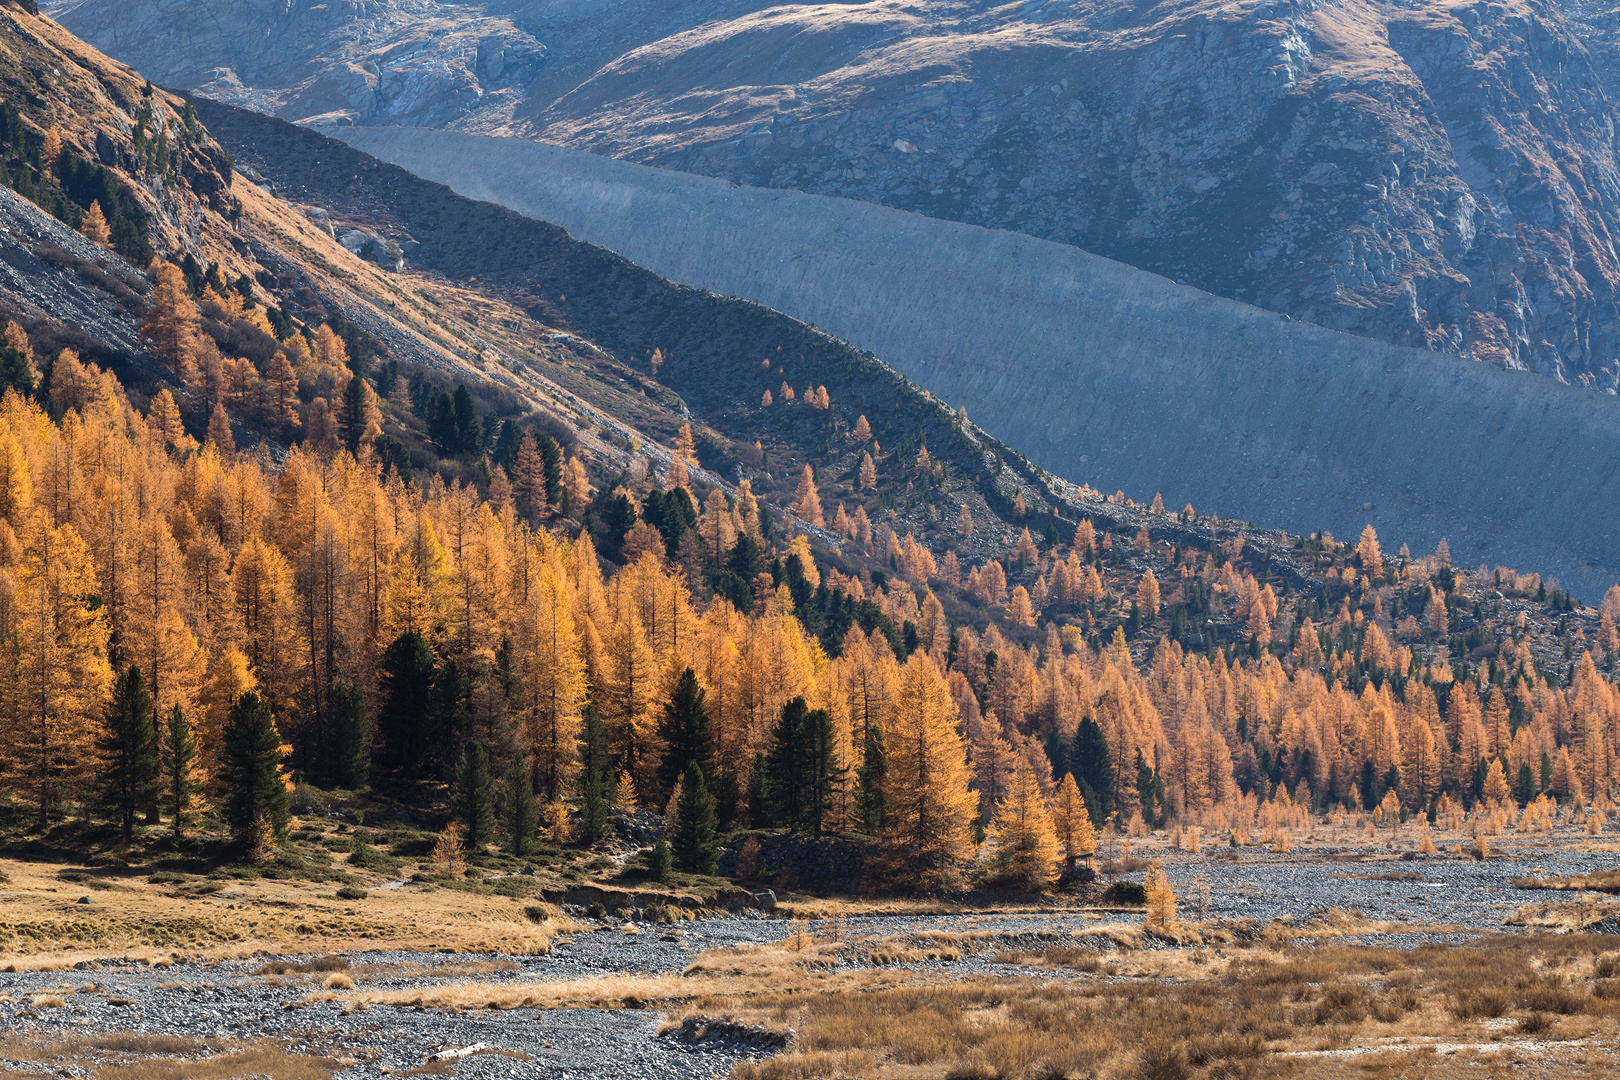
[332,124,1620,597]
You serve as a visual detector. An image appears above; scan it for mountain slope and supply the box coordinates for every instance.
[46,0,1620,389]
[331,122,1620,600]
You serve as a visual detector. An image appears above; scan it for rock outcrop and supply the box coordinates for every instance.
[49,0,1620,387]
[46,0,544,128]
[332,124,1620,597]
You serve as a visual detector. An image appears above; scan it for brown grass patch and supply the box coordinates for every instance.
[0,858,563,967]
[0,1035,335,1080]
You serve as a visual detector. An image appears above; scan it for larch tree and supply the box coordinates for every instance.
[881,655,975,887]
[1136,570,1160,619]
[601,602,657,798]
[1143,858,1178,932]
[81,201,111,247]
[13,510,112,825]
[206,401,235,455]
[1050,772,1096,869]
[521,561,586,801]
[793,464,824,528]
[148,389,186,449]
[858,452,877,490]
[141,263,201,382]
[41,126,61,174]
[265,352,300,429]
[984,755,1060,891]
[1356,524,1384,579]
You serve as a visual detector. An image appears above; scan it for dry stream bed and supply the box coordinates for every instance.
[6,826,1620,1078]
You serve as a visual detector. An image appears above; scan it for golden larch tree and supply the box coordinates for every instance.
[858,452,876,490]
[521,560,586,801]
[9,511,112,824]
[793,464,824,528]
[984,754,1060,890]
[141,263,201,382]
[881,654,976,888]
[81,201,111,246]
[1050,772,1096,868]
[1136,569,1160,619]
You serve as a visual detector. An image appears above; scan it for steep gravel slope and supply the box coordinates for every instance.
[330,123,1620,599]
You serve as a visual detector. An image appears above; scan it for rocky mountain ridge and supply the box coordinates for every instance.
[44,0,1620,390]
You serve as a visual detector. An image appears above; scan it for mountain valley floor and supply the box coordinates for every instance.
[6,817,1620,1078]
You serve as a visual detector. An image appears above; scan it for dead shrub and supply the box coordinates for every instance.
[1517,1011,1555,1035]
[1134,1037,1188,1080]
[1449,989,1509,1020]
[1312,983,1367,1026]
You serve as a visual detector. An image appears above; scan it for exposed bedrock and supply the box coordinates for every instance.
[333,125,1620,598]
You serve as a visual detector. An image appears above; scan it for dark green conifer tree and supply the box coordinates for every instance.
[671,760,719,874]
[222,692,289,852]
[326,681,370,789]
[159,704,201,840]
[97,665,158,840]
[855,724,887,836]
[379,630,437,775]
[656,667,713,797]
[456,739,496,849]
[576,705,613,844]
[505,754,539,856]
[1068,716,1116,827]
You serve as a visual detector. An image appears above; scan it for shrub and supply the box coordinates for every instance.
[335,886,368,900]
[1104,881,1146,904]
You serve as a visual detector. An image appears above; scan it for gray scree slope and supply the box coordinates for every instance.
[331,125,1620,598]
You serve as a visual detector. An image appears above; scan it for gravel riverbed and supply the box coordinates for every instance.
[4,840,1616,1077]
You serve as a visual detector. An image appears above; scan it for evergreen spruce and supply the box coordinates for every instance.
[856,724,887,836]
[576,705,612,844]
[804,706,845,838]
[326,681,370,789]
[222,692,289,852]
[764,698,809,829]
[671,760,720,874]
[456,739,496,849]
[648,835,672,881]
[159,704,201,840]
[1068,716,1116,826]
[379,630,437,775]
[747,751,771,828]
[656,667,713,797]
[505,754,539,856]
[97,665,158,840]
[763,698,843,835]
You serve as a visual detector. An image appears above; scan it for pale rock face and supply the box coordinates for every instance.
[43,0,1620,388]
[48,0,545,128]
